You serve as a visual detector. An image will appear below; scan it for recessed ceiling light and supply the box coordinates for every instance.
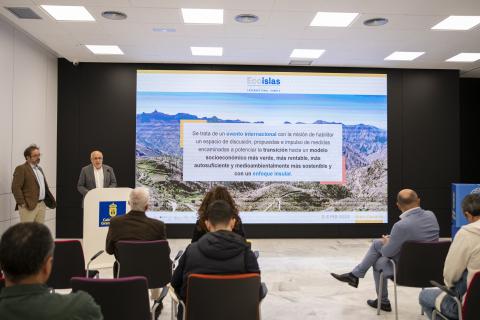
[191,47,223,56]
[432,16,480,30]
[310,12,359,27]
[181,8,223,24]
[290,49,325,59]
[364,17,389,27]
[86,45,123,55]
[235,14,259,23]
[446,53,480,62]
[101,11,127,20]
[152,27,176,33]
[40,5,95,21]
[384,51,425,61]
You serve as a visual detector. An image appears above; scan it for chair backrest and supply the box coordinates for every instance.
[396,240,451,287]
[463,272,480,320]
[71,276,150,320]
[47,240,86,289]
[186,273,261,320]
[116,240,172,288]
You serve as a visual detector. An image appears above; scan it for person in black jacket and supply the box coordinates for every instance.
[172,200,260,319]
[191,185,245,242]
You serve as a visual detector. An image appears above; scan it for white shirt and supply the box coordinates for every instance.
[31,164,45,201]
[93,166,104,188]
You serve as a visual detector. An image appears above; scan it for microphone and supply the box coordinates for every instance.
[86,250,104,277]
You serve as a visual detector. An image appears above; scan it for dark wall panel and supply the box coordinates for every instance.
[57,59,459,238]
[460,78,480,183]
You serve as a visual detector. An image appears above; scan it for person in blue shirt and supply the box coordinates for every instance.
[331,189,440,312]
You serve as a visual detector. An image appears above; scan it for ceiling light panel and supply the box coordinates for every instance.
[310,12,359,27]
[290,49,325,59]
[181,8,223,24]
[41,5,95,21]
[446,53,480,62]
[384,51,425,61]
[86,45,123,55]
[432,16,480,30]
[191,47,223,56]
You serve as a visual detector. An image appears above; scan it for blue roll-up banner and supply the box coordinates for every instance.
[452,184,480,238]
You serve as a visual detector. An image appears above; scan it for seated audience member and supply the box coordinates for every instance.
[419,193,480,319]
[173,200,261,319]
[0,222,102,319]
[331,189,440,312]
[105,187,168,302]
[191,185,245,242]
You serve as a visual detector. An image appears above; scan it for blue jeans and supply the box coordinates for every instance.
[419,288,459,319]
[419,271,468,319]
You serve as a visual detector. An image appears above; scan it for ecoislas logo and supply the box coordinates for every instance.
[247,76,281,85]
[246,76,281,93]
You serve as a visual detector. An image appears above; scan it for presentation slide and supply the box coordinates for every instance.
[136,70,387,224]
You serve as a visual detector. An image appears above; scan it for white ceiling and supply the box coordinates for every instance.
[1,0,480,77]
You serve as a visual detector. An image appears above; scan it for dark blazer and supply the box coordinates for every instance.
[77,164,117,197]
[105,210,167,255]
[11,162,56,211]
[191,217,246,243]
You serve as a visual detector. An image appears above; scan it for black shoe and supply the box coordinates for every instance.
[367,299,392,312]
[330,272,359,288]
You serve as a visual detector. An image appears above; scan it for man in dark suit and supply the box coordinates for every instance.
[105,187,167,301]
[77,150,117,200]
[11,144,56,223]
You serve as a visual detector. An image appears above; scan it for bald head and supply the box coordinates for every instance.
[90,151,103,169]
[396,189,420,212]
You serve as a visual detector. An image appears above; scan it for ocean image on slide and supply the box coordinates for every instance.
[136,92,387,219]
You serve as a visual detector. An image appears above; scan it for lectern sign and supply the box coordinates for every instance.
[99,201,127,227]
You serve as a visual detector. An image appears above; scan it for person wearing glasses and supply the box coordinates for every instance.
[77,150,117,201]
[11,144,56,223]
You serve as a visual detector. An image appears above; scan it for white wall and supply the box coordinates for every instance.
[0,16,57,237]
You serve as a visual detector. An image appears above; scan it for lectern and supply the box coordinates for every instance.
[83,187,133,268]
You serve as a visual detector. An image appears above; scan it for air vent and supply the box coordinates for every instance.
[289,60,313,66]
[5,7,42,19]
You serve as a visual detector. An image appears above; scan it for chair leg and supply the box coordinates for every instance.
[420,288,425,315]
[377,272,383,315]
[390,260,398,320]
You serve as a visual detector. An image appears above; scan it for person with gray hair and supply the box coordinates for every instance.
[128,187,150,211]
[77,150,117,201]
[105,187,168,306]
[419,193,480,319]
[331,189,440,312]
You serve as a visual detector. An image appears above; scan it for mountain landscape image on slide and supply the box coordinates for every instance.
[135,110,387,215]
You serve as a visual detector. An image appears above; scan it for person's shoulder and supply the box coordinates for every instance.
[81,164,92,171]
[14,162,28,171]
[60,291,102,319]
[103,164,114,171]
[147,216,165,228]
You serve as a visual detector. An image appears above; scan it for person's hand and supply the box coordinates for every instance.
[381,234,390,245]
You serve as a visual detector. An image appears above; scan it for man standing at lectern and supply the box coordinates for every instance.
[77,150,117,200]
[11,144,56,223]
